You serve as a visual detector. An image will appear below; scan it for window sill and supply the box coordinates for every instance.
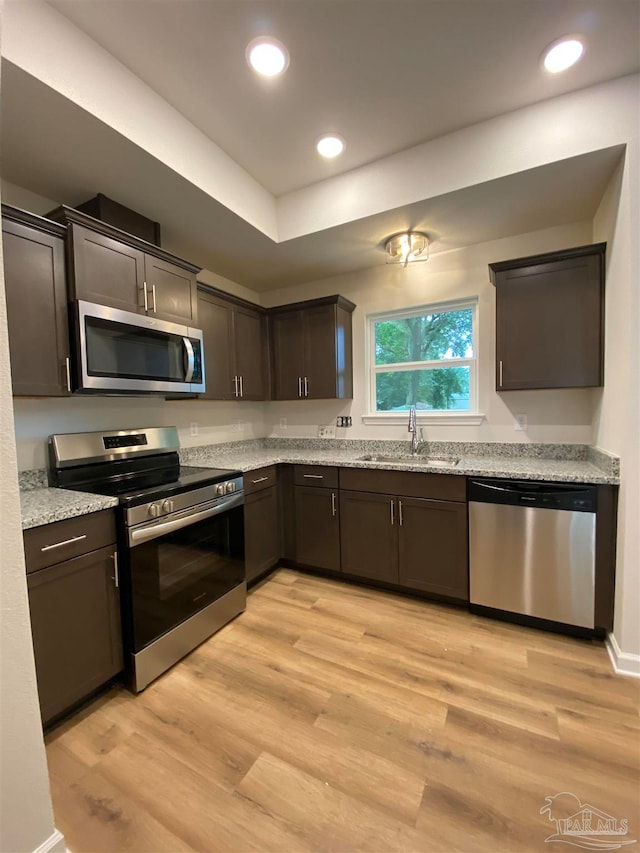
[361,412,485,426]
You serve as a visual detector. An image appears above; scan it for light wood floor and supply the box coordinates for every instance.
[46,569,640,852]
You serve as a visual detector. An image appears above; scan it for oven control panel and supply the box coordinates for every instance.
[125,476,244,528]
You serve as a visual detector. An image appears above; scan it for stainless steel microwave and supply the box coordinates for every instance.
[72,301,205,394]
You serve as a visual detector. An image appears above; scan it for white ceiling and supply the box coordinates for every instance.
[1,1,638,291]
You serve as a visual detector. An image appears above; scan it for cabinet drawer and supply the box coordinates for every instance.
[24,509,116,573]
[244,466,278,495]
[339,468,466,502]
[294,465,339,488]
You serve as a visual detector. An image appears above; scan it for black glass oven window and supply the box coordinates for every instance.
[129,506,244,651]
[85,317,184,381]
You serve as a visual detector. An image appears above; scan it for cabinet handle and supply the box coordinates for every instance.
[239,375,244,397]
[304,376,309,397]
[499,360,503,387]
[112,550,119,588]
[233,375,239,397]
[303,474,323,479]
[40,534,87,553]
[143,281,148,312]
[152,283,157,313]
[331,492,336,517]
[64,357,71,392]
[398,499,403,527]
[251,476,269,484]
[390,499,395,526]
[298,377,302,397]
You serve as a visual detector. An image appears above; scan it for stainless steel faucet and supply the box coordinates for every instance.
[408,405,419,455]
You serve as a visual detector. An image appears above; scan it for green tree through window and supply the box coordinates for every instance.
[371,303,476,412]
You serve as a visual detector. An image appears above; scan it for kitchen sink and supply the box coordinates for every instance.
[357,455,459,468]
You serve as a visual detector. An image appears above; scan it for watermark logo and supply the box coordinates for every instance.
[541,792,636,849]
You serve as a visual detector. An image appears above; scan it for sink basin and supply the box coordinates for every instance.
[357,455,459,468]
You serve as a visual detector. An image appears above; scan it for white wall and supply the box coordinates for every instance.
[14,397,266,472]
[593,146,640,665]
[263,220,597,444]
[0,46,66,853]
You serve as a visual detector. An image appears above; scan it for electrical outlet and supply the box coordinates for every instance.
[514,414,527,431]
[279,417,287,429]
[318,425,336,439]
[190,422,198,437]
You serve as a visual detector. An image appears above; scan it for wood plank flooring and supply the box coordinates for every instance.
[45,569,640,852]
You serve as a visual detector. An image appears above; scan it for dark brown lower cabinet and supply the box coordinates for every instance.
[27,544,123,726]
[340,489,468,601]
[244,486,280,583]
[339,490,398,583]
[397,496,468,600]
[294,485,341,571]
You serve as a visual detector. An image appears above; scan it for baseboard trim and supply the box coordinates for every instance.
[32,828,66,853]
[606,633,640,678]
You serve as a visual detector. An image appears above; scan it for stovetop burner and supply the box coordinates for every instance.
[48,426,242,509]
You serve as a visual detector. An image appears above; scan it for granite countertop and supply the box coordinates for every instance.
[18,438,619,529]
[20,488,119,531]
[182,445,617,484]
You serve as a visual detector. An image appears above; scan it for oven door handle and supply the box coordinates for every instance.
[128,492,243,547]
[183,337,195,383]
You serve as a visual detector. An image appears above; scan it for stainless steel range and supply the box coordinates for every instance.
[49,426,245,691]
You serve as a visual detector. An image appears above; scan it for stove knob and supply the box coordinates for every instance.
[226,481,236,494]
[161,499,174,514]
[148,503,161,518]
[216,483,226,497]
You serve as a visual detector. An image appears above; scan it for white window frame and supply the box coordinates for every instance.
[364,297,484,425]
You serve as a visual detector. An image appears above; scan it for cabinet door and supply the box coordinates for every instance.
[198,290,235,399]
[271,310,304,399]
[27,545,123,725]
[244,486,280,583]
[70,223,146,313]
[145,255,198,325]
[3,219,70,396]
[294,486,340,571]
[398,497,468,601]
[303,304,338,399]
[495,252,603,389]
[233,305,268,400]
[339,490,398,583]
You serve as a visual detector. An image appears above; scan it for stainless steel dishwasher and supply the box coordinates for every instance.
[468,479,597,629]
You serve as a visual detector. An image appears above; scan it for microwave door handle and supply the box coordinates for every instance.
[183,337,195,382]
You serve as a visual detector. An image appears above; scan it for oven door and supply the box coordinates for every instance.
[126,494,244,651]
[75,300,205,394]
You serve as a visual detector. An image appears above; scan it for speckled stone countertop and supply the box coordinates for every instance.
[17,438,619,529]
[20,489,118,531]
[181,438,620,485]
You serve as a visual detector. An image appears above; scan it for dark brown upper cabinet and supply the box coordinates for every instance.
[270,295,355,400]
[2,205,71,396]
[490,243,606,391]
[198,286,269,400]
[48,206,200,326]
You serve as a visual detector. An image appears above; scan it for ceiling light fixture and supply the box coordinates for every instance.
[246,37,289,77]
[542,36,585,73]
[385,232,430,267]
[316,134,345,159]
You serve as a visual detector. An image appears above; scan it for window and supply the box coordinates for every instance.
[368,299,478,416]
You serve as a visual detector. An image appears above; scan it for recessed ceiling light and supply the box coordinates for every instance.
[316,134,346,159]
[542,36,585,73]
[246,37,289,77]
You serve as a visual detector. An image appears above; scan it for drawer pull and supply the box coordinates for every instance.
[331,492,337,517]
[303,474,324,479]
[251,476,269,484]
[40,533,87,552]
